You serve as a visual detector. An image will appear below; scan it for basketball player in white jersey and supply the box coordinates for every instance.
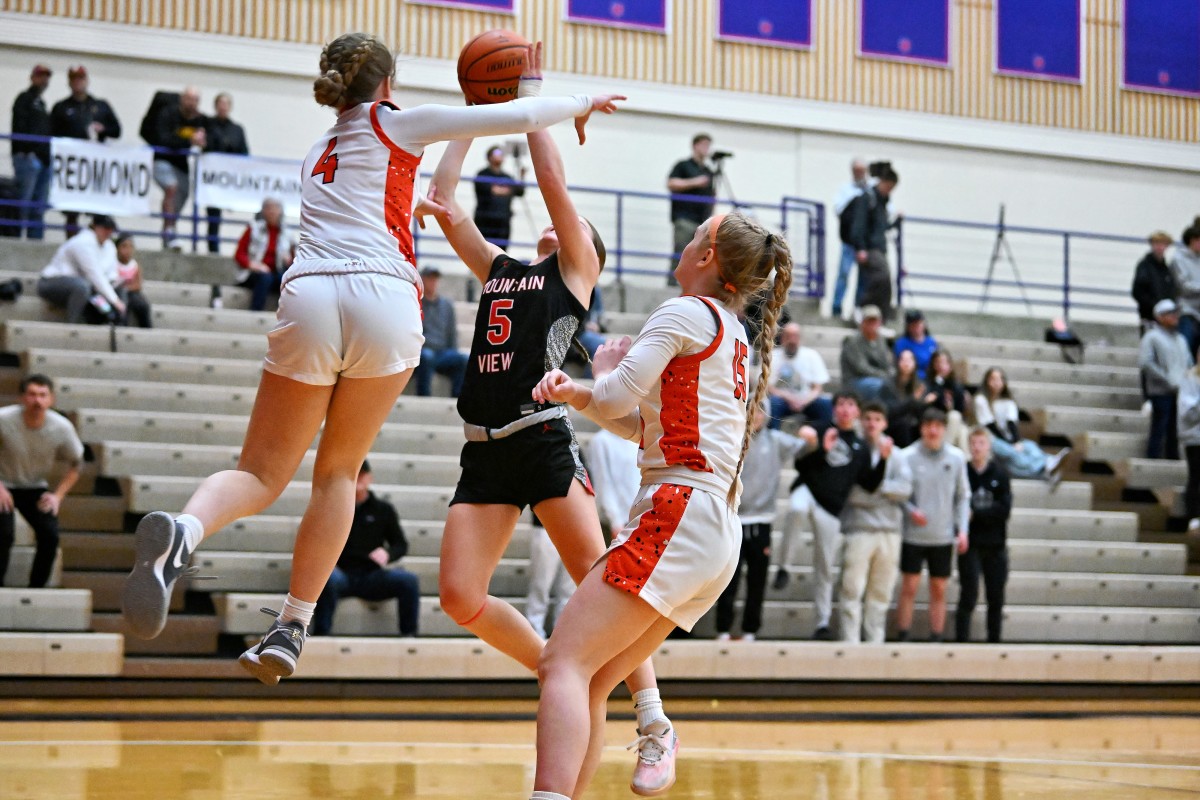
[121,32,623,686]
[527,211,793,800]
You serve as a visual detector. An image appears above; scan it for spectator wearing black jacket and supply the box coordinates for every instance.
[845,166,900,320]
[153,87,207,247]
[1132,230,1177,333]
[777,392,887,639]
[956,428,1012,643]
[11,65,53,239]
[49,65,121,236]
[203,93,249,253]
[312,462,420,637]
[473,143,526,247]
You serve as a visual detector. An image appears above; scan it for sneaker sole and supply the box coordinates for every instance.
[121,511,177,640]
[238,651,282,686]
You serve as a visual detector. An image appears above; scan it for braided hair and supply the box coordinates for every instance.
[313,33,394,109]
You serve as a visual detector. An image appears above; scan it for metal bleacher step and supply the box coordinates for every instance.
[59,496,126,533]
[1074,430,1145,462]
[0,588,92,632]
[0,632,124,676]
[4,546,64,588]
[961,357,1140,390]
[3,319,268,362]
[1115,458,1186,491]
[25,347,263,389]
[1033,406,1146,437]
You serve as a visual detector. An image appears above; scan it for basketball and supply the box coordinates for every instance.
[457,29,530,105]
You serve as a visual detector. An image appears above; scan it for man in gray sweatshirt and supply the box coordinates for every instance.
[1170,222,1200,357]
[1138,298,1193,459]
[897,407,970,642]
[839,401,912,644]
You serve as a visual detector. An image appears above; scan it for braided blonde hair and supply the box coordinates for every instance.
[314,33,394,109]
[707,212,794,504]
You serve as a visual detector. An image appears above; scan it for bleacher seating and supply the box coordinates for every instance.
[1,255,1198,687]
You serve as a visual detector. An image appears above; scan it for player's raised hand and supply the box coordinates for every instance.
[575,93,626,145]
[414,186,452,230]
[533,369,578,405]
[591,335,631,378]
[522,41,543,80]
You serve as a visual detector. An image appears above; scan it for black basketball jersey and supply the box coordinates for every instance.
[457,252,588,429]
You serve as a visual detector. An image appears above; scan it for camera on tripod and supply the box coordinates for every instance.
[868,160,892,178]
[711,151,734,161]
[505,139,527,159]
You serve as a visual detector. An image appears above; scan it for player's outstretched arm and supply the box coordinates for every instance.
[422,139,503,283]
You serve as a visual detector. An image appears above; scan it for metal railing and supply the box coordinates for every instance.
[3,131,826,307]
[894,212,1147,321]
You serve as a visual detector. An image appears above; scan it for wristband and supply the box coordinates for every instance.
[517,77,543,98]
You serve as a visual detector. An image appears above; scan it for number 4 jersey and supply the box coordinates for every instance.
[457,252,587,429]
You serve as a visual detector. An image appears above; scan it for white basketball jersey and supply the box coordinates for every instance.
[295,100,420,275]
[636,296,751,502]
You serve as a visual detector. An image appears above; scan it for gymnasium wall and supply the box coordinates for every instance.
[4,0,1197,142]
[0,5,1197,318]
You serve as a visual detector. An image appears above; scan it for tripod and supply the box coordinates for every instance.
[979,204,1033,315]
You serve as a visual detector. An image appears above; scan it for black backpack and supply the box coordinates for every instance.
[140,90,180,146]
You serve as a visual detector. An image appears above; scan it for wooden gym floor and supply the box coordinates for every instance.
[1,698,1197,799]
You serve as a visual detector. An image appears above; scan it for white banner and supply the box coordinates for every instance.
[49,138,153,216]
[196,153,303,217]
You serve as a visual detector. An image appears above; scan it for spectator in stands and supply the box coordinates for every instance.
[974,367,1068,483]
[665,133,716,284]
[886,349,926,448]
[778,393,885,640]
[839,400,909,644]
[1171,223,1200,357]
[414,266,468,397]
[926,349,970,452]
[743,291,793,346]
[840,305,894,401]
[717,403,808,642]
[893,309,938,380]
[0,374,84,589]
[768,322,833,429]
[37,214,125,323]
[830,157,871,319]
[473,143,526,246]
[1176,362,1200,532]
[203,92,250,253]
[312,461,419,637]
[234,197,296,312]
[153,86,207,248]
[112,233,152,328]
[844,165,899,320]
[956,427,1012,643]
[49,65,121,237]
[10,64,53,240]
[524,518,573,639]
[1132,230,1177,333]
[1138,299,1192,460]
[587,427,639,541]
[896,408,969,642]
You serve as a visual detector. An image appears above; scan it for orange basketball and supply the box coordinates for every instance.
[457,29,530,105]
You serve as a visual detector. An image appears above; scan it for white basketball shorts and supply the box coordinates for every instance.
[602,482,740,631]
[263,272,423,386]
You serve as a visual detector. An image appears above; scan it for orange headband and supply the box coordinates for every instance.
[709,213,736,295]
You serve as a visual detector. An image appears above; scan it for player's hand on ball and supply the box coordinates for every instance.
[576,93,626,145]
[591,336,631,378]
[533,369,576,405]
[522,42,543,80]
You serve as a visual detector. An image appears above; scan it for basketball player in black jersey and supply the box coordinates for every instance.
[416,47,676,798]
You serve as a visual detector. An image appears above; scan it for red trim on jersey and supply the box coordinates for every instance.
[656,296,724,472]
[603,484,691,596]
[369,100,422,266]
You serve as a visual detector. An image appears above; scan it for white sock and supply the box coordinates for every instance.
[633,688,668,731]
[279,593,316,628]
[174,514,204,552]
[530,793,570,800]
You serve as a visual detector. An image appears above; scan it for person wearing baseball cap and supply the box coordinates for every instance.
[1132,230,1177,332]
[36,214,126,324]
[414,264,468,397]
[49,64,122,236]
[840,304,894,401]
[11,64,54,239]
[1139,297,1192,460]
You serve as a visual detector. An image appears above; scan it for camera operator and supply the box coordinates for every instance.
[473,141,526,247]
[666,133,720,285]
